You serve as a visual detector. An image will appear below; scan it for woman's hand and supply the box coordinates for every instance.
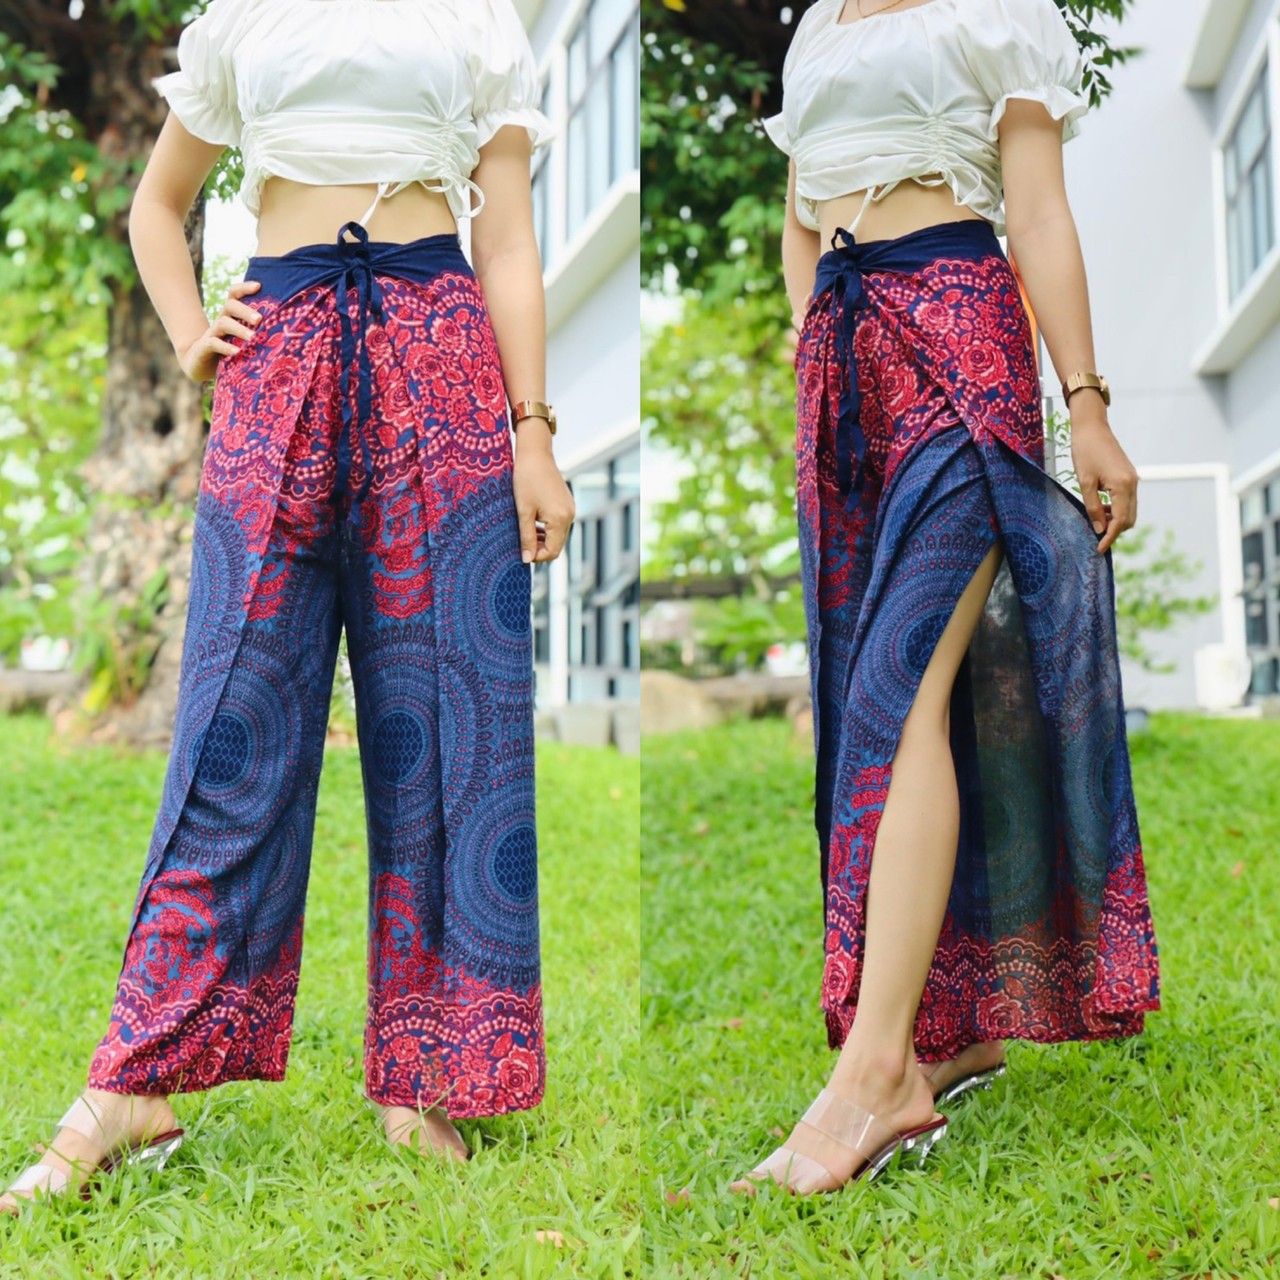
[512,426,575,563]
[175,279,263,384]
[1068,396,1139,555]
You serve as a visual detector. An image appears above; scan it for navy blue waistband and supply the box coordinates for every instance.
[245,225,470,301]
[813,217,1006,511]
[241,220,472,523]
[814,217,1003,293]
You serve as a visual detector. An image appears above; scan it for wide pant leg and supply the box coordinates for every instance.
[796,231,1160,1061]
[340,272,544,1120]
[87,258,544,1115]
[86,348,346,1094]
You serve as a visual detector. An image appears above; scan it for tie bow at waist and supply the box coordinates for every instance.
[810,218,1004,512]
[244,221,471,523]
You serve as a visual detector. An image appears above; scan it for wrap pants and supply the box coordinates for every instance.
[797,219,1161,1059]
[86,223,544,1118]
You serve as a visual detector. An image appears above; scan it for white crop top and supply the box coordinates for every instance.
[762,0,1091,238]
[151,0,554,226]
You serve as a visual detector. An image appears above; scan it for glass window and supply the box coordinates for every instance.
[1249,654,1279,696]
[565,440,641,701]
[1243,527,1267,648]
[531,564,552,667]
[1241,485,1266,528]
[531,77,554,269]
[566,0,640,239]
[1224,62,1275,302]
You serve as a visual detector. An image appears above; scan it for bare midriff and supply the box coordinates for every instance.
[252,176,460,256]
[816,172,989,249]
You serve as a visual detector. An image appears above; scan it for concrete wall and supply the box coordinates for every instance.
[526,0,642,708]
[1062,0,1244,707]
[1207,0,1280,482]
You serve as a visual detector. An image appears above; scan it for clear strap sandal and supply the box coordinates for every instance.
[3,1095,185,1208]
[731,1087,949,1196]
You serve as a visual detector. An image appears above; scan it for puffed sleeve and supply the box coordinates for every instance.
[962,0,1091,144]
[465,0,555,152]
[150,0,246,147]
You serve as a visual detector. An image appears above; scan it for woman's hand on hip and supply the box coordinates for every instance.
[513,431,575,563]
[1069,402,1139,555]
[175,279,263,384]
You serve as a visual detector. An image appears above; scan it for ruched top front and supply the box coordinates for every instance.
[151,0,554,224]
[762,0,1091,237]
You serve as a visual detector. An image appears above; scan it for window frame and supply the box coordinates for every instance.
[1211,16,1280,317]
[565,0,639,238]
[1238,464,1280,695]
[537,0,645,266]
[563,435,642,700]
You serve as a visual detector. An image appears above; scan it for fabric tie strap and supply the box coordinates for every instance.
[809,217,1006,515]
[813,226,873,511]
[242,225,474,526]
[334,219,385,518]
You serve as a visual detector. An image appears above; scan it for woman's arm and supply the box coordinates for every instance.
[783,159,822,329]
[128,113,262,382]
[999,98,1138,554]
[470,125,574,563]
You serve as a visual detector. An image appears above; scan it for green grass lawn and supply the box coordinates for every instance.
[642,712,1280,1279]
[0,713,640,1279]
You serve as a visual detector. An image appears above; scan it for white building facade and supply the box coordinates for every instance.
[1060,0,1280,708]
[516,0,641,709]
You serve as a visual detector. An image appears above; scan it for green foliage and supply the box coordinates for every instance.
[642,290,796,583]
[0,226,245,703]
[694,588,808,673]
[0,7,243,704]
[642,21,785,302]
[642,712,1280,1276]
[641,283,804,673]
[0,34,135,302]
[0,289,106,665]
[1111,524,1219,672]
[0,16,243,305]
[73,551,172,713]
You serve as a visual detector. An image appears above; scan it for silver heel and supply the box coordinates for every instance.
[899,1121,947,1168]
[125,1133,185,1172]
[935,1061,1007,1106]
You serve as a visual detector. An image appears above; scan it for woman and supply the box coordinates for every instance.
[730,0,1161,1196]
[2,0,574,1213]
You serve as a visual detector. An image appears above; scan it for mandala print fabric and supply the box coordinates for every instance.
[794,220,1161,1060]
[87,230,543,1118]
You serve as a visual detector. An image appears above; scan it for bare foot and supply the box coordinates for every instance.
[374,1103,469,1163]
[730,1050,943,1196]
[918,1040,1006,1099]
[1,1089,179,1215]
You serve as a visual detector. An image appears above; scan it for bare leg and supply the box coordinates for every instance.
[1,1088,178,1214]
[734,539,1003,1192]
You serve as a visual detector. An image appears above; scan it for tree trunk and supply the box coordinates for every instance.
[56,34,209,748]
